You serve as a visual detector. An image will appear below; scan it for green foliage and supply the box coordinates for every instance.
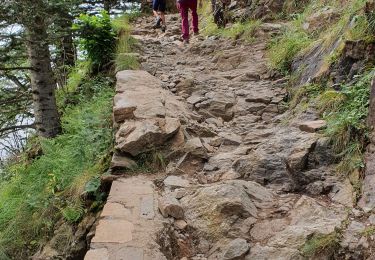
[324,72,372,149]
[268,0,375,74]
[220,20,261,42]
[84,177,101,193]
[0,82,114,258]
[57,74,114,111]
[63,60,92,93]
[320,70,374,175]
[268,28,312,73]
[61,203,84,223]
[289,83,325,109]
[317,90,346,113]
[74,11,116,72]
[115,53,139,71]
[301,232,340,257]
[347,14,375,41]
[367,6,375,34]
[336,142,365,176]
[361,226,375,237]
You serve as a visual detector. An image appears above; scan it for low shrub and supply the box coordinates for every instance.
[74,11,116,72]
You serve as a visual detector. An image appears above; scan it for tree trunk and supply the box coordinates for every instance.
[25,15,61,138]
[59,19,76,68]
[56,15,76,87]
[103,0,111,12]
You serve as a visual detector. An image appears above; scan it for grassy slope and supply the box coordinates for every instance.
[0,79,114,258]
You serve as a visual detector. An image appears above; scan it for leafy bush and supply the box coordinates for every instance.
[0,81,114,258]
[74,11,116,72]
[57,73,113,110]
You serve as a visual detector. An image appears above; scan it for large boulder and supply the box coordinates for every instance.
[180,180,274,240]
[158,194,184,219]
[233,127,317,189]
[115,117,181,156]
[196,91,236,121]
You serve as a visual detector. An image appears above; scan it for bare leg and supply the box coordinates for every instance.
[160,12,166,26]
[153,10,159,18]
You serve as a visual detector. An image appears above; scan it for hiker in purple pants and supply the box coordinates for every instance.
[177,0,199,44]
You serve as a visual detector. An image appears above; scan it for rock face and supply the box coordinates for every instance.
[330,40,375,84]
[110,152,137,170]
[33,214,98,260]
[292,38,375,87]
[291,40,341,86]
[234,127,318,189]
[163,175,190,188]
[302,7,339,32]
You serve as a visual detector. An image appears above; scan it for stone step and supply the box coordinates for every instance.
[84,176,165,260]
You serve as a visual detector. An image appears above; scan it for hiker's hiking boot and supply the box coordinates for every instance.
[153,17,162,29]
[177,35,189,46]
[161,25,166,32]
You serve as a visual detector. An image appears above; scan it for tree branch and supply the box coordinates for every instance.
[0,124,35,133]
[0,66,35,71]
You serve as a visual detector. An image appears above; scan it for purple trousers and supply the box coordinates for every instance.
[178,0,198,40]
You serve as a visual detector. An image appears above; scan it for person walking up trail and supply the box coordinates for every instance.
[153,0,167,32]
[177,0,199,44]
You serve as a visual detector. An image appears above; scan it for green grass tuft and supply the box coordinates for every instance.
[361,226,375,237]
[289,83,325,109]
[199,0,261,42]
[268,28,312,73]
[113,15,139,71]
[301,232,340,258]
[220,20,261,42]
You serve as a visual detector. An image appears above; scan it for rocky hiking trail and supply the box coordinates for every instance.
[85,14,366,260]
